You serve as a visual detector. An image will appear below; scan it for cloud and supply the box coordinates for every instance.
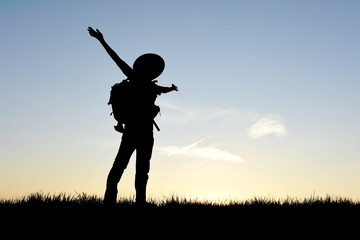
[157,100,287,140]
[157,101,200,125]
[247,114,286,139]
[158,138,243,163]
[158,100,257,126]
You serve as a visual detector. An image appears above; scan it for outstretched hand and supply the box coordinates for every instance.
[171,84,179,91]
[87,26,103,40]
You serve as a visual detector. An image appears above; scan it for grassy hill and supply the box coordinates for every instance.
[1,192,359,237]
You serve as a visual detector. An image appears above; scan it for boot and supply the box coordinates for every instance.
[135,174,148,206]
[103,188,117,207]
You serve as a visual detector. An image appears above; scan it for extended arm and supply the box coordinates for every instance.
[87,27,133,78]
[158,84,179,94]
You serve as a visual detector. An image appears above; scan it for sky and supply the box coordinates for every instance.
[1,0,360,203]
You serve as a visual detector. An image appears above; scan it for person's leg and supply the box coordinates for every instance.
[103,133,135,206]
[134,132,154,205]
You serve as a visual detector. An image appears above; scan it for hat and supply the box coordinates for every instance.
[133,53,165,80]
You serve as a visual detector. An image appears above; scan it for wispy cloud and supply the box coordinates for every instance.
[158,100,287,140]
[157,101,200,125]
[158,100,257,125]
[157,138,243,164]
[247,114,286,139]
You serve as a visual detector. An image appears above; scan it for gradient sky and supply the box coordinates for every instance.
[1,0,360,203]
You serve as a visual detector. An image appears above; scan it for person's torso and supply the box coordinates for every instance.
[125,81,159,131]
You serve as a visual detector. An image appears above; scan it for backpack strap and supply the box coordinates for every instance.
[153,120,160,131]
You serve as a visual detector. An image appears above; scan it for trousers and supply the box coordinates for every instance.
[103,128,154,206]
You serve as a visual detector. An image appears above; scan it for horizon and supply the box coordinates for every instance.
[2,190,359,205]
[1,1,360,203]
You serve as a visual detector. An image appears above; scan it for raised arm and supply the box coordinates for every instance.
[87,27,133,78]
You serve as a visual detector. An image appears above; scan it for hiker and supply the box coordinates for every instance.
[87,26,178,206]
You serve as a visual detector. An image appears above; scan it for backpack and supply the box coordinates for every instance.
[108,78,160,132]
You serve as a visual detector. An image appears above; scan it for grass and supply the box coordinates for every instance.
[1,191,359,237]
[2,191,360,219]
[2,191,359,208]
[1,191,360,210]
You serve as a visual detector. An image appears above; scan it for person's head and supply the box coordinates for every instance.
[133,53,165,81]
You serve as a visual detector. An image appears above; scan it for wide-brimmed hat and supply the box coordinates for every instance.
[132,53,165,80]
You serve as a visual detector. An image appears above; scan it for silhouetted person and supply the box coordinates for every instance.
[88,26,178,206]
